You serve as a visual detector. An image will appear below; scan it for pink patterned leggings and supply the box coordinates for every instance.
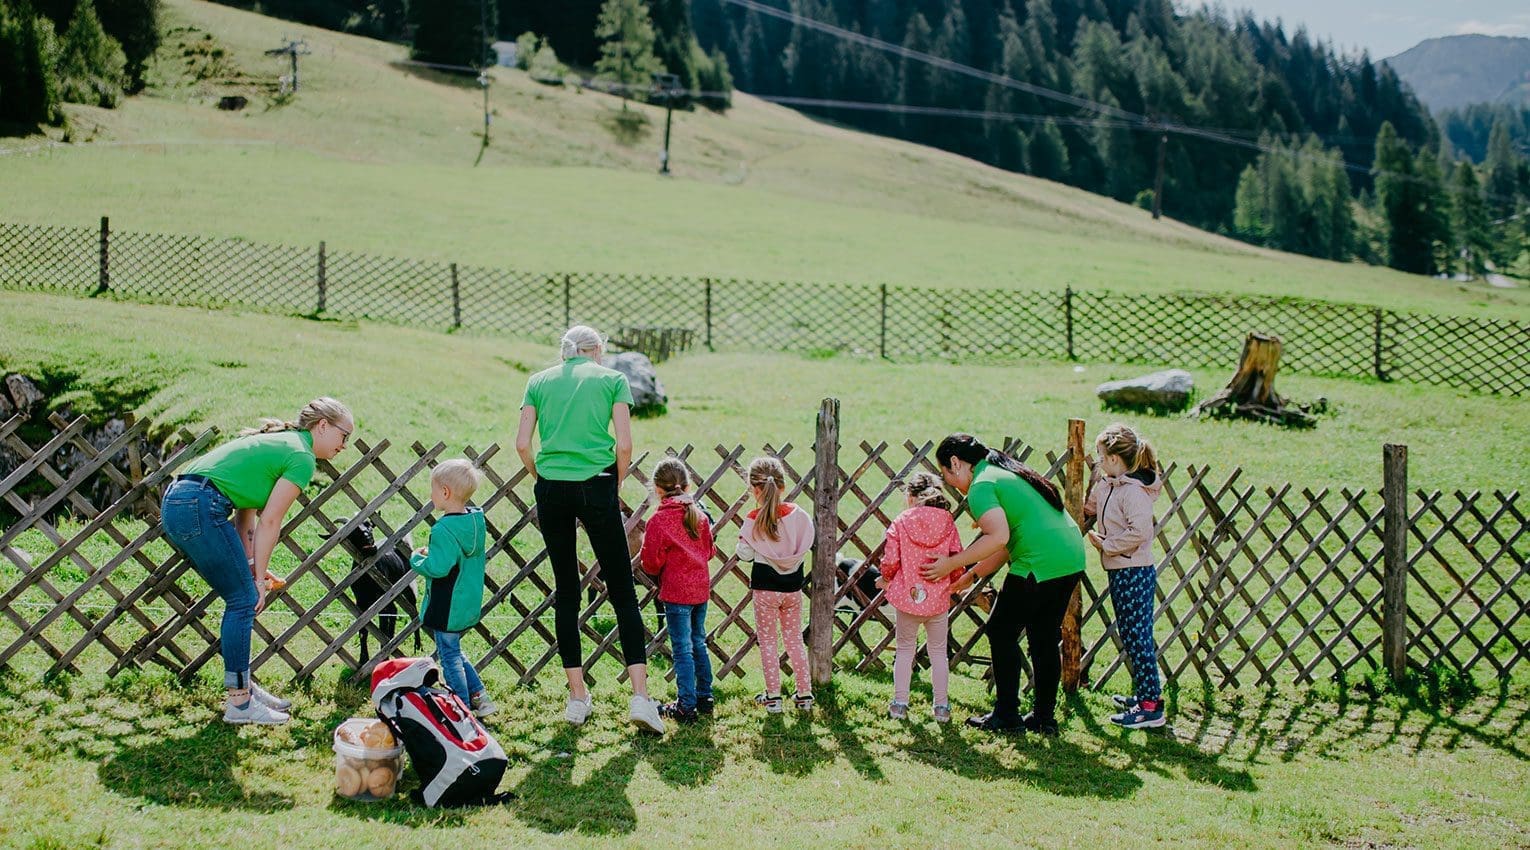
[753,590,811,696]
[894,611,949,705]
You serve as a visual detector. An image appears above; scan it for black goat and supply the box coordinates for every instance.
[335,516,422,664]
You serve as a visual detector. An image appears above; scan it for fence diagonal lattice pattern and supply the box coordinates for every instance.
[1,218,1527,395]
[1,409,1523,692]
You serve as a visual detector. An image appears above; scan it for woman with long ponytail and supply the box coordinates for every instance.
[161,397,354,725]
[919,433,1087,736]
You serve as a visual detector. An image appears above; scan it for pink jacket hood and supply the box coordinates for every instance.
[880,506,964,617]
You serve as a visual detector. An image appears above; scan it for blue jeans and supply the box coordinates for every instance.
[432,629,484,704]
[1107,566,1162,702]
[664,602,712,710]
[160,478,256,689]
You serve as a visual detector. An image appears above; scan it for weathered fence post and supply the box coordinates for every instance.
[1382,443,1408,680]
[1372,308,1386,382]
[808,397,841,687]
[315,240,327,314]
[563,274,572,329]
[878,284,888,359]
[704,278,713,351]
[449,262,461,330]
[96,216,110,295]
[1061,417,1086,692]
[1064,285,1075,360]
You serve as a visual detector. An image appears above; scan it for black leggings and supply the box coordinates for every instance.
[987,570,1082,723]
[535,474,647,669]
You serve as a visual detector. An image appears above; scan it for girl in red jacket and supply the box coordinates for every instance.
[640,458,716,724]
[877,472,964,722]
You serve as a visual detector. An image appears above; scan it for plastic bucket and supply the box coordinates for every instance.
[332,717,404,801]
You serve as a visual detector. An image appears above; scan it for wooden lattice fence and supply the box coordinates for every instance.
[0,407,1524,692]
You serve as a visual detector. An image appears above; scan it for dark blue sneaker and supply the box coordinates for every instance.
[1110,703,1165,729]
[1111,694,1139,710]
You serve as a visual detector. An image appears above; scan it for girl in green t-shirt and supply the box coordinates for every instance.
[161,397,354,726]
[920,433,1086,737]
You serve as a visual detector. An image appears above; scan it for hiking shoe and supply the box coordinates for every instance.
[1111,694,1140,710]
[659,701,699,724]
[964,711,1024,733]
[471,690,498,718]
[565,694,594,726]
[754,693,784,714]
[249,680,291,712]
[696,695,715,716]
[794,693,815,712]
[223,697,290,726]
[933,704,952,723]
[1021,713,1060,737]
[629,695,665,734]
[1111,703,1166,729]
[888,701,909,720]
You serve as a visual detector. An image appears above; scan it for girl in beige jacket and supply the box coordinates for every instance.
[1084,423,1165,729]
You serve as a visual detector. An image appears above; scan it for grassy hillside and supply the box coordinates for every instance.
[0,0,1524,319]
[3,291,1524,494]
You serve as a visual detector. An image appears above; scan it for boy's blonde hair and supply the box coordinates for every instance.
[431,459,483,501]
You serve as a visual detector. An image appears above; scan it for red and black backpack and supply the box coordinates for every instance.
[370,657,509,807]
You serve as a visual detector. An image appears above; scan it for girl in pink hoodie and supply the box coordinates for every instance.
[875,472,964,722]
[737,456,816,712]
[1084,423,1166,730]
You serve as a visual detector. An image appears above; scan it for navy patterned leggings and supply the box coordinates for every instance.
[1107,566,1161,702]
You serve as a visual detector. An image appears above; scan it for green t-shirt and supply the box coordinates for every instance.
[521,357,634,481]
[965,459,1086,581]
[179,430,317,509]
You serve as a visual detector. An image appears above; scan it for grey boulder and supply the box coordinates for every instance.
[605,352,668,414]
[1096,369,1194,411]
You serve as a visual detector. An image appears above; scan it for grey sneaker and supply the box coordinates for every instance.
[629,695,665,734]
[933,704,952,723]
[754,693,784,714]
[249,680,291,712]
[565,694,594,726]
[223,696,290,726]
[471,690,498,718]
[888,701,909,720]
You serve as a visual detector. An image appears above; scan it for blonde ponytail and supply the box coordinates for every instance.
[748,456,786,540]
[241,397,352,438]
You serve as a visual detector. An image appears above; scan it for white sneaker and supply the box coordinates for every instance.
[250,680,291,712]
[565,694,594,726]
[224,697,290,725]
[472,690,499,718]
[629,695,665,734]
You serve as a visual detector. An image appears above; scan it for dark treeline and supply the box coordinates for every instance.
[695,1,1432,232]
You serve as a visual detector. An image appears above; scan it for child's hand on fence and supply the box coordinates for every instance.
[874,575,887,590]
[950,570,974,594]
[414,546,428,558]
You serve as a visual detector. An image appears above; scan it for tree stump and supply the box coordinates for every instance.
[1193,333,1322,428]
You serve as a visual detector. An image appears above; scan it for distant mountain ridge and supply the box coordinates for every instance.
[1384,35,1530,111]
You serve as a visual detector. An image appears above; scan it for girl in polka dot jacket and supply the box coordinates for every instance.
[1084,423,1166,730]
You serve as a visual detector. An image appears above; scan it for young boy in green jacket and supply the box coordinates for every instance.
[410,459,496,718]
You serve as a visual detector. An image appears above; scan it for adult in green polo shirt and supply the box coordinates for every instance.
[516,326,664,734]
[161,397,354,726]
[921,433,1086,736]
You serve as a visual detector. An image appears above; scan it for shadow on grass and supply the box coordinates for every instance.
[904,717,1145,799]
[98,720,295,811]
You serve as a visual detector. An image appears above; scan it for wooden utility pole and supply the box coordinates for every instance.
[1152,131,1167,220]
[264,39,310,92]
